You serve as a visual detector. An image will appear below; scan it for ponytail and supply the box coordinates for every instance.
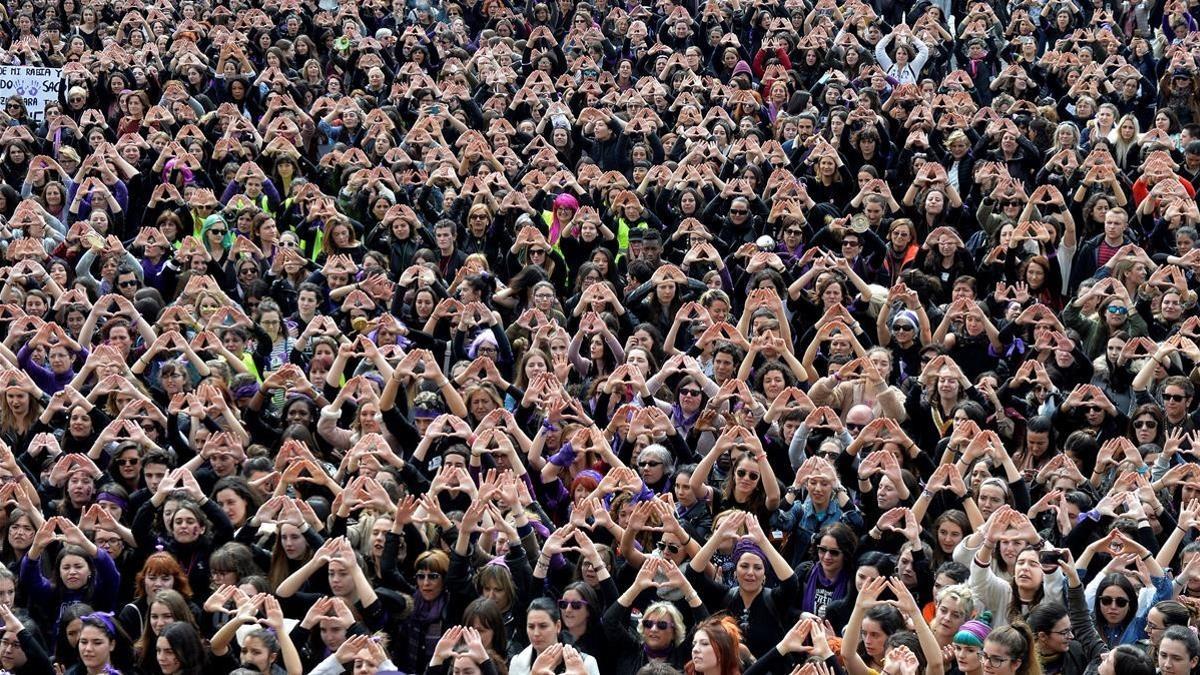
[986,621,1042,675]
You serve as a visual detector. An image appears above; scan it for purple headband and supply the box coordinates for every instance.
[485,556,510,569]
[232,382,260,399]
[413,407,441,419]
[732,539,768,566]
[96,492,128,510]
[82,612,118,636]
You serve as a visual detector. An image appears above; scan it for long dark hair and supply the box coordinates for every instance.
[1093,573,1138,642]
[159,621,206,675]
[79,611,136,673]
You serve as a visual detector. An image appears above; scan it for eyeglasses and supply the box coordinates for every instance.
[735,468,760,481]
[679,388,702,397]
[1047,627,1074,637]
[416,572,443,581]
[1164,393,1190,402]
[638,460,663,468]
[642,618,673,630]
[1100,596,1129,608]
[558,599,589,610]
[817,546,842,557]
[979,654,1012,667]
[1133,420,1158,429]
[656,541,681,554]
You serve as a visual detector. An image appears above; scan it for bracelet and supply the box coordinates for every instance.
[1141,552,1152,561]
[682,534,692,547]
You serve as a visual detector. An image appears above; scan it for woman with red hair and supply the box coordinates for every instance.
[115,552,197,642]
[688,615,744,675]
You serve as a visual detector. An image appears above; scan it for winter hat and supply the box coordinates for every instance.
[732,60,752,77]
[891,309,920,330]
[954,612,994,647]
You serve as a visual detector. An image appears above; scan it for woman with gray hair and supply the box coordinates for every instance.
[635,444,676,495]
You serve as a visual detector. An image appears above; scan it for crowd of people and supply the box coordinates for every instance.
[2,0,1200,674]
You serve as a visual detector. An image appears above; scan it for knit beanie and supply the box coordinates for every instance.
[954,612,993,647]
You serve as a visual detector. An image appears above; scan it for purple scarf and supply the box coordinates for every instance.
[802,564,848,616]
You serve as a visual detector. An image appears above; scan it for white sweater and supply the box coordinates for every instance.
[508,644,601,675]
[954,537,1064,626]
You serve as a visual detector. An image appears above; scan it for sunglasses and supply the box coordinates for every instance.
[656,541,681,554]
[415,572,442,581]
[1106,305,1128,315]
[729,208,748,215]
[1164,393,1190,402]
[641,618,673,631]
[817,545,842,557]
[116,458,140,466]
[1100,596,1129,608]
[638,460,663,468]
[735,468,760,481]
[846,422,866,432]
[210,229,227,235]
[893,324,914,331]
[558,599,588,610]
[118,280,139,287]
[785,229,803,235]
[679,388,702,397]
[1133,420,1158,429]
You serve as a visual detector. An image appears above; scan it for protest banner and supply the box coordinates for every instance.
[0,65,62,121]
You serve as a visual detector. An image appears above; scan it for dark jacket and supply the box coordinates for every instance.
[1056,583,1107,675]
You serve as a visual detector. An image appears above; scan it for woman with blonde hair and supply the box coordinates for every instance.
[1108,114,1143,172]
